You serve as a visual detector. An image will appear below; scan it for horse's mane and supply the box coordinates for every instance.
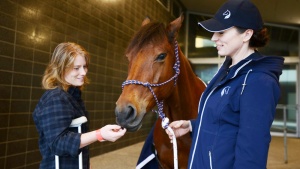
[126,22,167,56]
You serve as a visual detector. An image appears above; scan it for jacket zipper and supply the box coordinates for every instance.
[209,151,213,169]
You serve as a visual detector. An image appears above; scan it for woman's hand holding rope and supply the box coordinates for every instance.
[165,120,191,143]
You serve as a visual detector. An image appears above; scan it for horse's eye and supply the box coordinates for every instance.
[155,53,167,61]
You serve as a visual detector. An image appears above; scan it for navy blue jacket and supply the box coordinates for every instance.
[188,52,284,169]
[33,87,89,169]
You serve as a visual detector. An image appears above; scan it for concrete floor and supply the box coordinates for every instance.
[267,136,300,169]
[91,136,300,169]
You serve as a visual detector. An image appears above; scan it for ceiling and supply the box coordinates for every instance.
[179,0,300,27]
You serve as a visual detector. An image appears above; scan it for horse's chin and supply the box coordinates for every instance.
[116,119,142,132]
[125,123,142,132]
[116,112,145,132]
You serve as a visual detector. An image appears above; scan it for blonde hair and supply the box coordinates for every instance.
[42,42,90,91]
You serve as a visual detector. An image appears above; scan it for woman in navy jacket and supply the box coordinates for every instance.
[166,0,284,168]
[33,42,126,169]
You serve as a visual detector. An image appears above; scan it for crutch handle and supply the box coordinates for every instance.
[70,116,88,127]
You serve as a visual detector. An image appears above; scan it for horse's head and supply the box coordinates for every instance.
[115,15,184,132]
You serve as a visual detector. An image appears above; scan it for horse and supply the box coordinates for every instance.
[115,14,206,168]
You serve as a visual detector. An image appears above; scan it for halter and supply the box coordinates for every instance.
[122,40,180,126]
[122,40,180,169]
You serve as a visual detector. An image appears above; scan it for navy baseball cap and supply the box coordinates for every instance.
[198,0,264,32]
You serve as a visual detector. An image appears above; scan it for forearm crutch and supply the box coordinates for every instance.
[55,116,88,169]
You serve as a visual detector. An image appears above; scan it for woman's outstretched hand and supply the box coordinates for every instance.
[100,124,126,142]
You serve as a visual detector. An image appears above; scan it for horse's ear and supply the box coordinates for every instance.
[168,13,184,40]
[142,16,151,26]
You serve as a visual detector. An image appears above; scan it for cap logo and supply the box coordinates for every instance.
[223,10,231,19]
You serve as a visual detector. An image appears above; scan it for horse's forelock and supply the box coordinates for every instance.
[126,22,167,57]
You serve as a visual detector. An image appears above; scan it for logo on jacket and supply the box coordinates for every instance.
[221,86,231,96]
[223,10,231,19]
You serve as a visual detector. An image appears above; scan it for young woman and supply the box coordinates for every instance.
[166,0,284,168]
[33,42,126,169]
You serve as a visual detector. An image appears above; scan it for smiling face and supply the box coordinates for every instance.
[211,27,254,65]
[211,27,245,57]
[64,55,88,87]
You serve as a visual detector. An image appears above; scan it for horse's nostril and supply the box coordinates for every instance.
[115,105,136,122]
[125,105,135,119]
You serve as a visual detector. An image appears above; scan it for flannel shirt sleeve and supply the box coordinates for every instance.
[37,93,81,157]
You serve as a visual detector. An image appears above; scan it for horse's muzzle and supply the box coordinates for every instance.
[115,105,144,132]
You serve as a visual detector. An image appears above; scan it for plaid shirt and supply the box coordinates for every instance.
[33,87,89,169]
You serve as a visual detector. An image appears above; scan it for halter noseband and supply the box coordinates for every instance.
[121,40,180,128]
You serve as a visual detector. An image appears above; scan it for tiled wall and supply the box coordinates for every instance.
[0,0,185,168]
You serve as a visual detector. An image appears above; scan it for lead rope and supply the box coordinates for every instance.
[162,117,178,169]
[122,40,180,169]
